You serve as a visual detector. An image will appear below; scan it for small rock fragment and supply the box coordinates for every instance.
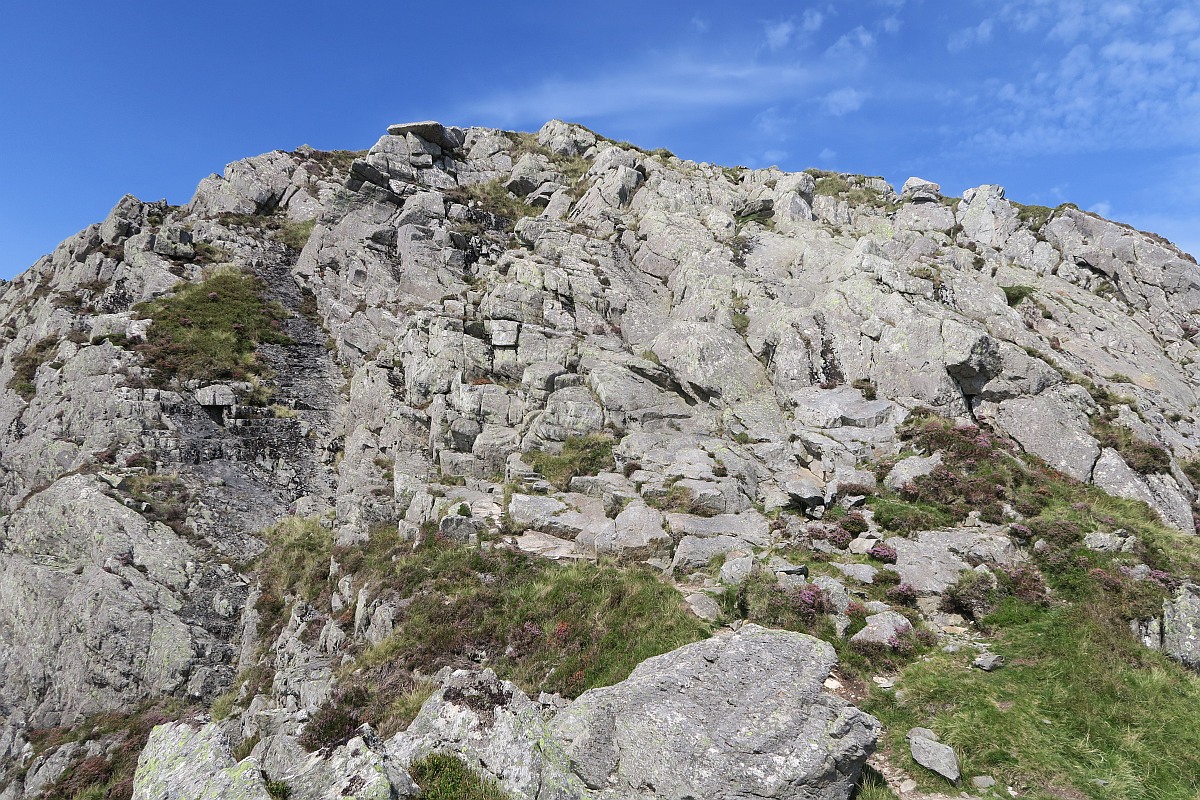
[973,652,1005,671]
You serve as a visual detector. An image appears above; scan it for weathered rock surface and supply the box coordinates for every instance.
[907,728,961,784]
[132,722,270,800]
[551,624,880,799]
[388,669,582,800]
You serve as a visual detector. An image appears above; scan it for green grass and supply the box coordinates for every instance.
[356,542,709,697]
[1091,416,1171,475]
[870,601,1200,799]
[522,434,614,490]
[216,212,316,251]
[7,335,59,400]
[1002,284,1037,306]
[809,171,893,209]
[253,516,334,629]
[1014,202,1055,231]
[409,753,508,800]
[133,268,291,385]
[448,178,540,231]
[297,537,708,750]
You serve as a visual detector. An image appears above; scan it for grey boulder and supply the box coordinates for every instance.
[551,624,879,799]
[906,728,960,784]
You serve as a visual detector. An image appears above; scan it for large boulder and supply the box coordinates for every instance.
[133,722,271,800]
[551,624,879,799]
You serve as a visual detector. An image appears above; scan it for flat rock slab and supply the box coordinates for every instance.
[908,733,961,784]
[133,722,271,800]
[552,624,880,799]
[515,531,587,560]
[832,562,878,584]
[665,511,770,546]
[888,529,1022,594]
[671,534,746,573]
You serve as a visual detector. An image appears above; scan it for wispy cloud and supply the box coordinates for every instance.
[690,15,710,33]
[458,53,823,129]
[952,0,1200,156]
[764,20,796,51]
[947,18,993,53]
[823,88,866,116]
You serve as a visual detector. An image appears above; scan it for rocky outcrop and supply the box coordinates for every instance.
[2,116,1200,796]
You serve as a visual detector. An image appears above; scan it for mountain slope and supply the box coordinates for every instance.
[1,120,1199,800]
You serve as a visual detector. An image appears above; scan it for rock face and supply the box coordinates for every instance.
[1,117,1200,794]
[551,624,880,799]
[132,722,270,800]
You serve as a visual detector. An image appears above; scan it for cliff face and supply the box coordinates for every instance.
[1,120,1199,799]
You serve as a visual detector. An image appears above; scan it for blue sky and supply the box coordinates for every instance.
[2,0,1198,278]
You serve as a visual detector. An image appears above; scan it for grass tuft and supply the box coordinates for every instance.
[409,753,508,800]
[522,434,614,490]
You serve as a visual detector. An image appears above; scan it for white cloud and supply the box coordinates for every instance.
[690,15,709,33]
[823,87,865,115]
[826,26,876,60]
[1089,201,1113,217]
[881,16,902,34]
[951,0,1200,156]
[457,52,826,130]
[818,147,838,162]
[802,9,824,32]
[765,20,795,51]
[754,106,794,139]
[947,18,994,53]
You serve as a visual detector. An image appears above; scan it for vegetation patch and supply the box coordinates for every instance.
[25,700,192,800]
[807,170,893,209]
[351,539,708,700]
[409,753,508,800]
[253,516,335,636]
[116,473,192,538]
[1091,415,1171,475]
[1014,202,1055,231]
[216,212,316,251]
[447,178,540,232]
[870,601,1200,799]
[132,268,291,385]
[1001,285,1036,307]
[522,434,614,490]
[7,335,59,400]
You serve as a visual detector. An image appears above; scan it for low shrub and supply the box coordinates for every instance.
[8,336,59,400]
[354,541,708,700]
[133,269,291,385]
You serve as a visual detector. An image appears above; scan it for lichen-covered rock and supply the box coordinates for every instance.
[254,730,417,800]
[551,624,879,799]
[1163,583,1200,671]
[387,669,583,800]
[132,721,270,800]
